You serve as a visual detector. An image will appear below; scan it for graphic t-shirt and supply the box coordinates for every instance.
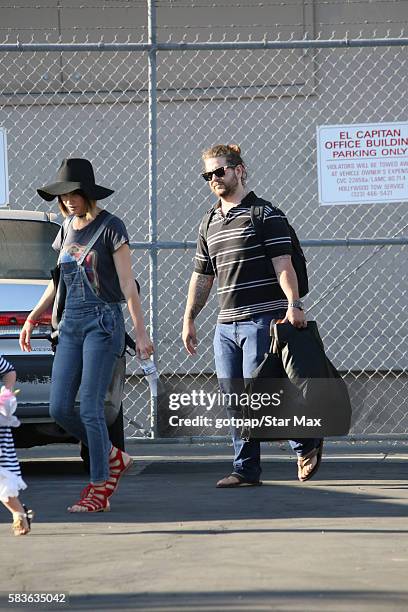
[52,210,129,303]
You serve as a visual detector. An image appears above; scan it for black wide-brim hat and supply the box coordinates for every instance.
[37,158,114,202]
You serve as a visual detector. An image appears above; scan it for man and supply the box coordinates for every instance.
[182,143,322,487]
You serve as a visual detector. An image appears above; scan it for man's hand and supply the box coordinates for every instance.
[182,319,198,355]
[182,272,214,355]
[272,255,307,329]
[282,306,307,329]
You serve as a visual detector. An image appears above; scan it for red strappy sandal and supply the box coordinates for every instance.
[105,446,133,498]
[78,446,133,502]
[79,483,92,500]
[68,483,111,513]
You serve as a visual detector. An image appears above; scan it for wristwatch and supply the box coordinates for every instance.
[288,300,304,311]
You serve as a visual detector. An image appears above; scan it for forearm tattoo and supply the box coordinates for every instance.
[185,273,213,320]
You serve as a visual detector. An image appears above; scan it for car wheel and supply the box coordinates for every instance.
[79,404,125,474]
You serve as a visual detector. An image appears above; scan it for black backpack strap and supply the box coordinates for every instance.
[250,202,276,276]
[250,202,266,245]
[251,199,309,297]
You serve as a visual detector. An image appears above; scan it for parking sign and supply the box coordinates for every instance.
[317,122,408,205]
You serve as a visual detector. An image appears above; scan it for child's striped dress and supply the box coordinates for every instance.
[0,355,26,502]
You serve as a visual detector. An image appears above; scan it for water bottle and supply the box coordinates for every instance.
[138,357,161,397]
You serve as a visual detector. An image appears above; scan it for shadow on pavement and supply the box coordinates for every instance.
[20,458,408,480]
[16,460,408,526]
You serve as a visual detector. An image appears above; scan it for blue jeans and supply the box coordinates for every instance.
[49,261,125,483]
[213,312,321,482]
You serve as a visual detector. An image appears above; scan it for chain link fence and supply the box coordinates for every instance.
[1,2,408,439]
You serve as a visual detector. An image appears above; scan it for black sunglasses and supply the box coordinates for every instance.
[201,165,237,182]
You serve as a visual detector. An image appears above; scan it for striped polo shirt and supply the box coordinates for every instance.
[194,191,292,323]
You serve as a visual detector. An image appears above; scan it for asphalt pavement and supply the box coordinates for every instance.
[1,440,408,612]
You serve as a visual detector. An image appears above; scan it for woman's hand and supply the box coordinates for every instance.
[19,320,35,352]
[135,328,154,360]
[19,281,55,353]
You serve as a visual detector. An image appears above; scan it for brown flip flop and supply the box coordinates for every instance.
[297,440,324,482]
[216,473,263,488]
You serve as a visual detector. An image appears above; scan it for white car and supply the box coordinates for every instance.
[0,209,126,465]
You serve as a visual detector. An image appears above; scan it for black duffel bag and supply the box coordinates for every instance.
[241,321,352,441]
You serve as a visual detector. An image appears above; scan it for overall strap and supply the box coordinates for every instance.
[77,212,113,266]
[56,216,75,265]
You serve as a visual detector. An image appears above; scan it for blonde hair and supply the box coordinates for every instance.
[57,190,97,220]
[202,143,247,185]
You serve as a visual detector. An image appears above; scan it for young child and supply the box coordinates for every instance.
[0,354,34,536]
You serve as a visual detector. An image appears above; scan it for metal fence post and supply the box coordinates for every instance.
[148,0,158,438]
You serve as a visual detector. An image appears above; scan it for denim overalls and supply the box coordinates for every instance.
[49,252,125,483]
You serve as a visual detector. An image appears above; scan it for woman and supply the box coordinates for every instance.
[19,158,154,513]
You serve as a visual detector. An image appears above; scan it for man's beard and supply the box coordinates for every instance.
[213,175,239,198]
